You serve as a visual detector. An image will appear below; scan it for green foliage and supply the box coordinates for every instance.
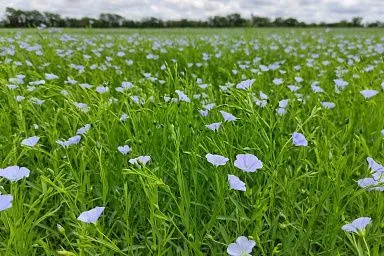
[0,28,383,255]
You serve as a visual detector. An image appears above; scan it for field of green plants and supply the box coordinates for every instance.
[0,28,384,255]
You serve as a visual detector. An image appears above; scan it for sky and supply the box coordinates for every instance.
[0,0,383,23]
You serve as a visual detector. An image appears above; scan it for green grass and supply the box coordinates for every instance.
[0,28,383,255]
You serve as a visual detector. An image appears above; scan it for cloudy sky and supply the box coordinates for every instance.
[1,0,383,23]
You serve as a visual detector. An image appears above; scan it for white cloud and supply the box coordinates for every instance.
[0,0,382,23]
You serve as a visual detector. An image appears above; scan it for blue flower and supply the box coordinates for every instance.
[77,207,105,224]
[206,154,229,167]
[321,102,335,109]
[129,156,151,165]
[220,111,237,122]
[234,154,263,173]
[0,194,13,212]
[118,145,131,155]
[0,166,30,182]
[342,217,371,234]
[227,236,256,256]
[236,79,255,90]
[76,124,91,135]
[292,132,308,147]
[360,89,378,99]
[21,136,39,147]
[228,175,246,191]
[206,122,222,132]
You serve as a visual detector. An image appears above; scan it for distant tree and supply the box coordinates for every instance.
[251,16,271,27]
[99,13,125,27]
[79,17,93,28]
[339,20,351,27]
[122,20,138,28]
[273,17,284,26]
[352,17,363,27]
[141,17,164,28]
[5,7,25,27]
[43,12,61,27]
[24,10,45,27]
[226,13,246,27]
[284,18,299,27]
[178,19,193,27]
[367,21,383,27]
[209,16,229,27]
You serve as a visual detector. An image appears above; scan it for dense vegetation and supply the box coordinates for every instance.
[2,7,383,28]
[0,28,384,255]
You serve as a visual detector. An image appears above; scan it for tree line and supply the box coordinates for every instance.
[1,7,383,28]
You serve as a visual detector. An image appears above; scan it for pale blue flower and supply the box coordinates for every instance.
[273,78,283,86]
[131,95,144,104]
[96,86,109,94]
[203,103,215,111]
[227,236,256,256]
[30,97,45,105]
[65,77,77,85]
[367,157,384,173]
[259,91,268,100]
[45,73,59,80]
[120,81,133,90]
[129,156,151,165]
[311,84,324,93]
[57,135,81,148]
[206,122,222,131]
[0,194,13,212]
[118,145,131,155]
[228,175,246,191]
[76,124,91,135]
[220,111,237,122]
[279,99,289,108]
[199,109,209,117]
[234,154,263,173]
[120,113,128,121]
[77,206,105,224]
[236,79,255,90]
[74,102,89,113]
[259,65,269,71]
[357,177,384,191]
[342,217,371,234]
[292,132,308,147]
[295,77,303,83]
[321,102,335,109]
[360,89,378,99]
[288,85,300,92]
[0,166,30,182]
[334,79,348,92]
[276,107,287,116]
[21,136,39,147]
[7,84,18,90]
[15,95,25,102]
[175,90,190,103]
[80,83,93,89]
[29,80,45,86]
[206,154,229,167]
